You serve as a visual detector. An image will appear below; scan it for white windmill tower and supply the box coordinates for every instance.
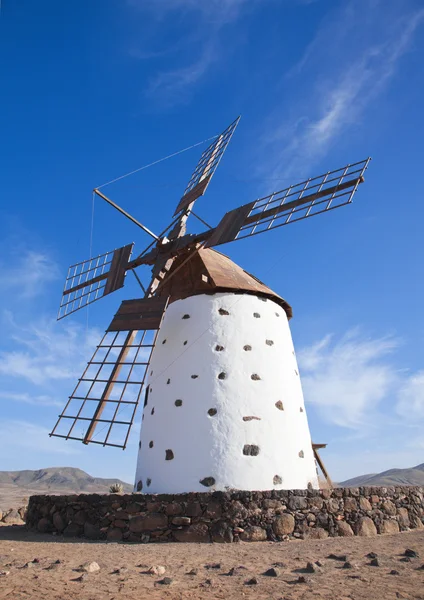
[51,118,370,493]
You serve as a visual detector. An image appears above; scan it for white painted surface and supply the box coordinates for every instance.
[134,292,319,493]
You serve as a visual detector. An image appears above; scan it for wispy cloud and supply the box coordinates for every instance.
[0,420,81,456]
[129,0,268,107]
[298,330,399,429]
[0,250,59,299]
[261,2,424,179]
[396,371,424,421]
[145,40,217,107]
[0,313,101,386]
[129,0,263,24]
[0,391,62,408]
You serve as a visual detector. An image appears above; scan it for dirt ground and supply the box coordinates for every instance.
[0,526,423,600]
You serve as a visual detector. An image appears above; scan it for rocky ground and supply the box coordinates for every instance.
[0,526,423,599]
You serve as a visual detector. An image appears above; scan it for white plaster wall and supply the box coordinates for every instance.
[134,292,319,494]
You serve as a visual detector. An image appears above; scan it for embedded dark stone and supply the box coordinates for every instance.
[243,416,261,421]
[295,369,299,375]
[369,558,380,567]
[150,370,153,376]
[208,408,217,416]
[275,312,280,317]
[405,549,419,558]
[165,449,174,460]
[157,577,173,585]
[273,475,282,485]
[265,339,274,346]
[275,401,284,410]
[243,345,252,351]
[162,339,167,344]
[253,312,261,318]
[200,477,215,487]
[300,407,304,412]
[175,399,183,407]
[191,374,199,379]
[218,308,229,315]
[149,441,154,448]
[263,567,279,577]
[146,478,151,487]
[167,379,170,384]
[299,450,304,458]
[139,441,141,449]
[245,577,258,585]
[251,374,261,381]
[136,480,142,492]
[390,569,400,575]
[182,314,190,319]
[183,340,187,345]
[215,345,224,351]
[151,407,155,415]
[218,372,227,380]
[243,444,260,456]
[259,297,267,302]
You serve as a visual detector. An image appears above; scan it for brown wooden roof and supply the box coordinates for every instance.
[156,247,292,319]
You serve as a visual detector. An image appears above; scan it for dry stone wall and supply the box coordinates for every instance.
[26,487,424,543]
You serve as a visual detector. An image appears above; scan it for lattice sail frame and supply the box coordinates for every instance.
[58,244,133,320]
[205,158,370,247]
[50,297,168,449]
[173,116,240,215]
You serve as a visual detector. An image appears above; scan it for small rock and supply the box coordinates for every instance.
[305,561,321,573]
[404,549,419,558]
[417,564,424,570]
[297,575,312,584]
[148,565,166,576]
[390,569,400,575]
[342,562,357,569]
[263,567,279,577]
[204,563,221,570]
[400,556,411,563]
[72,574,87,583]
[227,566,247,576]
[111,567,128,575]
[156,577,173,585]
[273,561,286,568]
[0,571,10,576]
[186,568,198,575]
[201,578,213,586]
[369,558,380,567]
[327,554,348,562]
[315,560,324,567]
[77,561,100,573]
[366,552,378,559]
[245,577,258,585]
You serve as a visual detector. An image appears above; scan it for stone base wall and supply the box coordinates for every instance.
[27,487,424,543]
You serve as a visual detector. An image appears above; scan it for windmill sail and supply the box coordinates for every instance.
[58,244,133,320]
[173,116,240,215]
[205,158,370,248]
[50,296,168,448]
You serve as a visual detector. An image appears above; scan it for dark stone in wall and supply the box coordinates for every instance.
[27,486,424,545]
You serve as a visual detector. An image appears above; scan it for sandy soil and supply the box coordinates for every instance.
[0,526,423,600]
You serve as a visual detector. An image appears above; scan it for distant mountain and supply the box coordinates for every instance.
[0,467,132,494]
[340,463,424,487]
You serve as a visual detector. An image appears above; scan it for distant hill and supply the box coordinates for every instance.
[340,463,424,487]
[0,467,132,495]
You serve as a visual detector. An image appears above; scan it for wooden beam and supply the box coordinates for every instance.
[313,446,333,489]
[82,330,136,445]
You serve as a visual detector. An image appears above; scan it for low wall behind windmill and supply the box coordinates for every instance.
[27,486,424,543]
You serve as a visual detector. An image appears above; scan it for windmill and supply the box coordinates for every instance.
[50,117,370,493]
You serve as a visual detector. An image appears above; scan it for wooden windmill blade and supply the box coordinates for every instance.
[173,116,240,216]
[50,296,168,449]
[58,243,134,320]
[204,158,371,248]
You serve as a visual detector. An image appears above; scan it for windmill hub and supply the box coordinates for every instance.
[51,117,370,494]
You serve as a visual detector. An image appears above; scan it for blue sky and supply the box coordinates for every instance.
[1,0,423,484]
